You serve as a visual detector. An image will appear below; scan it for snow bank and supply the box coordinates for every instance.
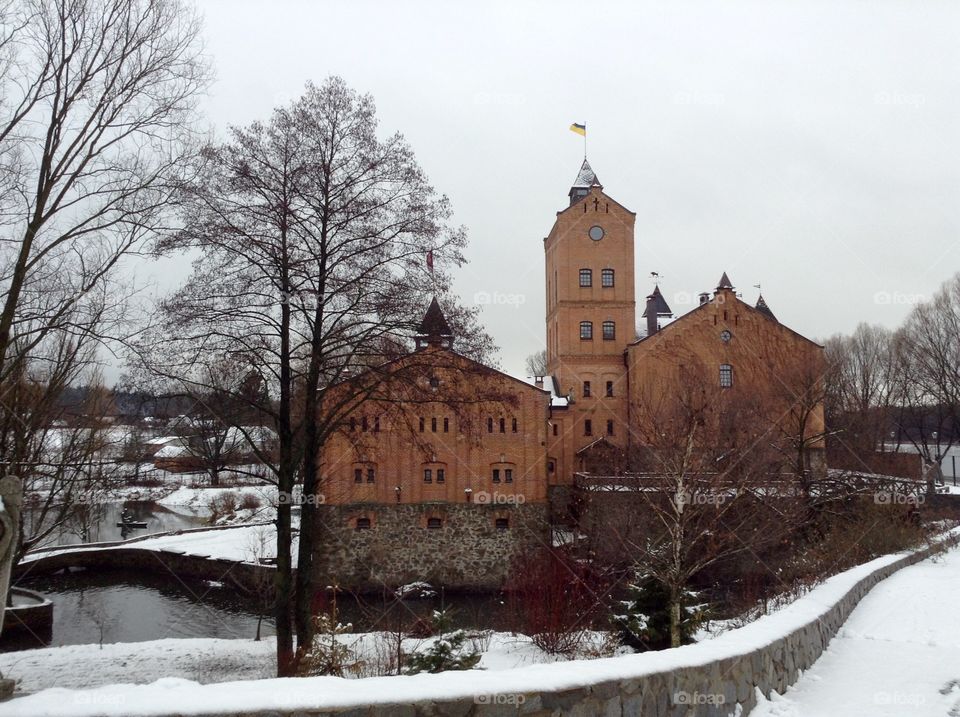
[5,528,956,717]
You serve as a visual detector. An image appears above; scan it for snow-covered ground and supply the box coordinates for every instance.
[751,545,960,716]
[4,537,955,717]
[0,632,620,696]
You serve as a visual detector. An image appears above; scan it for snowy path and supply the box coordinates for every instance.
[751,545,960,717]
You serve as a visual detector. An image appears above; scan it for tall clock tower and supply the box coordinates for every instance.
[544,159,635,471]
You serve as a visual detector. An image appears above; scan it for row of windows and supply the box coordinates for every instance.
[580,321,616,340]
[487,417,518,433]
[354,466,518,484]
[349,416,380,432]
[582,380,615,398]
[578,268,616,288]
[419,416,451,433]
[355,516,510,531]
[583,419,617,437]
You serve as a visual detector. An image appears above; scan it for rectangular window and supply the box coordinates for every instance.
[487,417,493,433]
[492,468,501,483]
[607,420,614,436]
[495,517,509,531]
[354,468,362,483]
[427,517,442,529]
[583,381,591,397]
[720,364,733,388]
[443,417,449,433]
[606,381,614,397]
[580,321,593,340]
[356,517,371,530]
[511,418,517,433]
[601,268,614,287]
[424,468,432,483]
[602,320,616,340]
[505,469,513,483]
[366,468,375,483]
[584,419,592,436]
[419,417,425,432]
[431,417,437,432]
[436,468,445,483]
[361,416,368,431]
[552,424,558,436]
[374,417,380,432]
[579,268,592,287]
[499,417,505,433]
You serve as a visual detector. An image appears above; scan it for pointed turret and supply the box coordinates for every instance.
[755,294,777,322]
[569,159,602,206]
[642,285,674,337]
[415,297,454,350]
[716,272,734,291]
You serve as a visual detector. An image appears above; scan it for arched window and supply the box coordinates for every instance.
[601,268,615,287]
[580,321,593,340]
[579,268,592,287]
[720,364,733,388]
[602,321,616,340]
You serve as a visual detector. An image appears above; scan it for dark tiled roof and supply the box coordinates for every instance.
[716,271,734,290]
[755,294,778,322]
[417,297,453,337]
[571,158,602,189]
[641,285,673,318]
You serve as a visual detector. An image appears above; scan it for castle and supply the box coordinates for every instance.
[315,160,826,590]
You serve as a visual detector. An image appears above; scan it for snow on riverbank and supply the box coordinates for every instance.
[0,632,621,697]
[5,532,956,717]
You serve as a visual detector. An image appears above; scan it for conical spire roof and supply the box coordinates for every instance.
[716,272,734,290]
[755,294,777,322]
[571,158,602,189]
[417,296,453,338]
[641,285,674,318]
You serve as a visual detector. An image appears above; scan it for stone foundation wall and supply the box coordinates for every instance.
[315,502,549,591]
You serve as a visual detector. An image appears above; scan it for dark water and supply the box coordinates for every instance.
[9,570,512,651]
[23,501,205,548]
[10,570,274,650]
[13,502,512,651]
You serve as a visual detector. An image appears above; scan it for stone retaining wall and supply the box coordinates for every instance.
[316,502,549,591]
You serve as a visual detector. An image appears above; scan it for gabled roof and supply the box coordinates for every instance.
[571,158,602,189]
[716,271,734,290]
[417,297,453,338]
[641,285,673,318]
[755,294,777,322]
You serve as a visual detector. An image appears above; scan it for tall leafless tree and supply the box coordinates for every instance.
[129,77,495,675]
[0,0,208,570]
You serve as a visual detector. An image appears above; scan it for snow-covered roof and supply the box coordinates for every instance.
[154,444,190,458]
[521,375,569,408]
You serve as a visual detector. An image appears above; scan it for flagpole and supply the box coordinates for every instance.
[584,122,587,159]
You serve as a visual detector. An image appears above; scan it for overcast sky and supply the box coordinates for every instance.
[141,0,960,379]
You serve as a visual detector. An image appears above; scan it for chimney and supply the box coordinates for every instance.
[646,295,658,337]
[699,292,710,305]
[534,376,544,389]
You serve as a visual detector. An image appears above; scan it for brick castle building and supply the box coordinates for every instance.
[315,160,825,590]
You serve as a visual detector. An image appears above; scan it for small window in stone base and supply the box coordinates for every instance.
[426,517,443,529]
[495,517,510,531]
[355,517,371,530]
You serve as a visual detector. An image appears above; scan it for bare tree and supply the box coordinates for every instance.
[617,378,802,647]
[0,0,208,572]
[524,349,547,376]
[891,274,960,492]
[129,77,495,675]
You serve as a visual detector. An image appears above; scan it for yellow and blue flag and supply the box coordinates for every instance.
[569,122,586,136]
